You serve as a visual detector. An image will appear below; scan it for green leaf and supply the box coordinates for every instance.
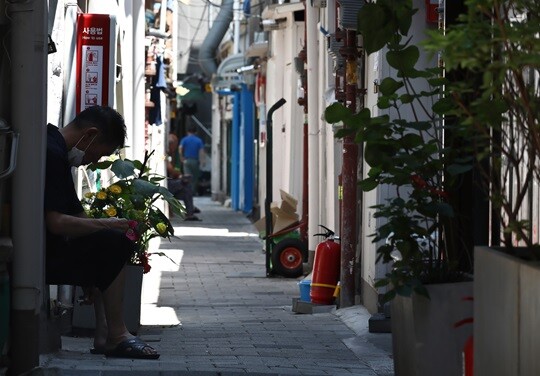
[111,159,136,179]
[359,177,379,191]
[396,4,415,35]
[132,179,160,196]
[324,103,351,123]
[400,133,423,149]
[427,77,449,87]
[365,143,395,168]
[387,46,420,72]
[379,77,404,96]
[374,278,390,288]
[382,289,397,303]
[377,96,392,109]
[87,160,113,171]
[407,121,431,131]
[358,3,394,54]
[399,94,414,104]
[432,97,455,115]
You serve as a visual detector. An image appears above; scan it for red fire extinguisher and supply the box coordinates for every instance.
[310,225,341,305]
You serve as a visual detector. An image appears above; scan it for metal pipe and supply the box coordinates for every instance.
[339,29,359,308]
[8,0,47,373]
[133,0,146,161]
[306,1,320,255]
[198,0,233,76]
[265,98,286,275]
[122,0,134,159]
[211,92,221,200]
[233,0,240,55]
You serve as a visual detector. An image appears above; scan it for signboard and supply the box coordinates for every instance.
[75,14,115,114]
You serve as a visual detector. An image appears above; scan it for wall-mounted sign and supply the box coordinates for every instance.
[75,14,116,114]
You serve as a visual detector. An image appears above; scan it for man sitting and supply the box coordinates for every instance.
[45,106,159,359]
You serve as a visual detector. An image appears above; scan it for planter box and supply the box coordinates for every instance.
[391,281,473,376]
[474,246,540,376]
[72,264,143,334]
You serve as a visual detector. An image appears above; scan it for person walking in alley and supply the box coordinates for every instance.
[167,130,201,221]
[178,125,204,194]
[44,106,159,360]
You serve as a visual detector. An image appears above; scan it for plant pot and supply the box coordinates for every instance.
[72,264,143,334]
[474,246,540,376]
[391,281,473,376]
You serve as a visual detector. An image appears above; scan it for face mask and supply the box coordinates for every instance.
[67,134,96,167]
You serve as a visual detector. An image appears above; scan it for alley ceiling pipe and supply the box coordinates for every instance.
[198,0,234,77]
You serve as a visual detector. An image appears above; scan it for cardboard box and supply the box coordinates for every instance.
[270,205,299,233]
[255,191,299,236]
[279,189,298,214]
[254,213,275,234]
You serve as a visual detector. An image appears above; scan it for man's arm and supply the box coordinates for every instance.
[45,210,130,237]
[178,144,184,163]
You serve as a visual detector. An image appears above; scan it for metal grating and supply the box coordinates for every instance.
[338,0,365,30]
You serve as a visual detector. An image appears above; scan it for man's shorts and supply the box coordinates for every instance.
[46,229,135,292]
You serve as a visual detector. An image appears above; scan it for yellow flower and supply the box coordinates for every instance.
[108,184,122,194]
[105,207,117,217]
[96,191,107,200]
[156,222,167,235]
[84,192,94,199]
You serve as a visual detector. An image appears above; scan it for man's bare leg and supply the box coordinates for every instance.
[101,265,157,356]
[92,288,108,351]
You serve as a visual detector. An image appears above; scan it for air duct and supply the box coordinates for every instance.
[198,0,234,77]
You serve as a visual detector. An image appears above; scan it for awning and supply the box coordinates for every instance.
[212,53,246,93]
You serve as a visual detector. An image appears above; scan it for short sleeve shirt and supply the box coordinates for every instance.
[180,134,204,159]
[44,124,84,250]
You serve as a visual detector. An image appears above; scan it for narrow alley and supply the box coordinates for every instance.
[36,197,393,375]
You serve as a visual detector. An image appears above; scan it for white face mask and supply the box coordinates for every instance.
[67,134,96,167]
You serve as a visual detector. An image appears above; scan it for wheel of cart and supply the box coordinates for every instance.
[265,221,307,278]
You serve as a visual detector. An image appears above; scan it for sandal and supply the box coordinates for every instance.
[104,337,160,359]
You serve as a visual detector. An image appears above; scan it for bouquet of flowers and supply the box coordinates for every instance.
[82,151,184,273]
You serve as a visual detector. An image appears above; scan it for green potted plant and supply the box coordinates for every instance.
[422,0,540,374]
[73,150,184,333]
[82,150,184,272]
[325,0,474,374]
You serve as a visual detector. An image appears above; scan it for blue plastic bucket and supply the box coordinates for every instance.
[298,279,311,302]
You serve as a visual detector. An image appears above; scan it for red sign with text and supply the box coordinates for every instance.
[75,14,112,114]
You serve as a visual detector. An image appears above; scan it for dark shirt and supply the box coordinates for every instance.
[44,124,84,251]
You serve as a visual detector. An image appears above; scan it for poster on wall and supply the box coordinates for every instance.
[75,14,116,114]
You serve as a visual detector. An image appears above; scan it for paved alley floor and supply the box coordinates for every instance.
[36,197,394,376]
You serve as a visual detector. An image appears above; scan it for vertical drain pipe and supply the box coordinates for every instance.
[8,0,47,373]
[306,1,320,259]
[339,29,359,308]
